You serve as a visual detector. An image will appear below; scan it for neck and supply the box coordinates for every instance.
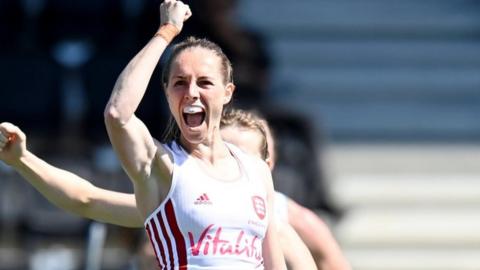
[179,129,229,165]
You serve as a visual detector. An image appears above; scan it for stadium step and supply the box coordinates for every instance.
[238,0,480,38]
[326,145,480,206]
[270,40,480,68]
[336,207,480,247]
[343,248,480,270]
[325,144,480,269]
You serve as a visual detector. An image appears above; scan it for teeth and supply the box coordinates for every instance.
[183,106,204,114]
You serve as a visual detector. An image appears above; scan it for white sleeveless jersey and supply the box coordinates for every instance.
[144,141,269,270]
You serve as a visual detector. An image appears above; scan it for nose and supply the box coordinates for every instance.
[185,82,199,100]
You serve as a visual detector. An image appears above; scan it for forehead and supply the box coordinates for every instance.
[221,127,263,157]
[170,47,222,77]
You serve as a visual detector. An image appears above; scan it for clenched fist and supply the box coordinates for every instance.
[160,0,192,32]
[0,122,27,166]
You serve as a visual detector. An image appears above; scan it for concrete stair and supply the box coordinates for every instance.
[324,144,480,270]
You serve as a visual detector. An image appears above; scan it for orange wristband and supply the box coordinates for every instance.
[154,23,180,43]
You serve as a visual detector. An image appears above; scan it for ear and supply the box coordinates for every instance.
[223,83,235,105]
[265,157,275,171]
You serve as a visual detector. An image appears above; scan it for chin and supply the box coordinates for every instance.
[182,134,204,145]
[180,127,207,145]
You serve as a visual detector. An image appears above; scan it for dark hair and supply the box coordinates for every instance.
[161,37,234,143]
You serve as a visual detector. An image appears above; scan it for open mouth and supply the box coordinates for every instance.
[183,105,206,128]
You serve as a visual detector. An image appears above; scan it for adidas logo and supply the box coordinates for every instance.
[194,193,212,205]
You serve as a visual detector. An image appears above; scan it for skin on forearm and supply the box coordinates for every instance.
[105,34,170,126]
[103,30,172,190]
[278,222,317,270]
[13,151,143,228]
[287,200,351,270]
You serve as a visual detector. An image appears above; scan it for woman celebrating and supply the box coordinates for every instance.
[103,0,285,269]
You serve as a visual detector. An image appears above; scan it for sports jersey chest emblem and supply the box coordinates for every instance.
[251,196,266,220]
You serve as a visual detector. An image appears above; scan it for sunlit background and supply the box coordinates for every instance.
[1,0,480,269]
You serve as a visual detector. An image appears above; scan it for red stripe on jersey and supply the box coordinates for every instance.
[166,199,188,269]
[145,223,163,269]
[157,210,175,269]
[148,219,167,268]
[203,193,210,200]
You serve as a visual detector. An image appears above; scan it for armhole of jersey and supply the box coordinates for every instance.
[144,141,181,226]
[227,142,267,189]
[224,142,252,182]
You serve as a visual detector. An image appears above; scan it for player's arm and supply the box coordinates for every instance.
[288,200,351,270]
[259,162,287,270]
[277,222,317,270]
[104,1,191,215]
[15,155,143,227]
[0,122,143,228]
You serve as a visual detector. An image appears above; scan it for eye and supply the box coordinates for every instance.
[198,80,214,88]
[173,80,187,87]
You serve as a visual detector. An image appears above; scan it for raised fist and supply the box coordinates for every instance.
[0,122,27,166]
[160,0,192,31]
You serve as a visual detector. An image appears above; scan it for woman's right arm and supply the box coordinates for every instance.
[103,1,191,215]
[0,122,143,228]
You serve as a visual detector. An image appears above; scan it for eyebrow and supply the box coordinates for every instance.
[170,75,217,82]
[172,75,213,79]
[198,76,214,80]
[172,75,188,80]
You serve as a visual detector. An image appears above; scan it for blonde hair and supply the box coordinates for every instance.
[220,108,269,160]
